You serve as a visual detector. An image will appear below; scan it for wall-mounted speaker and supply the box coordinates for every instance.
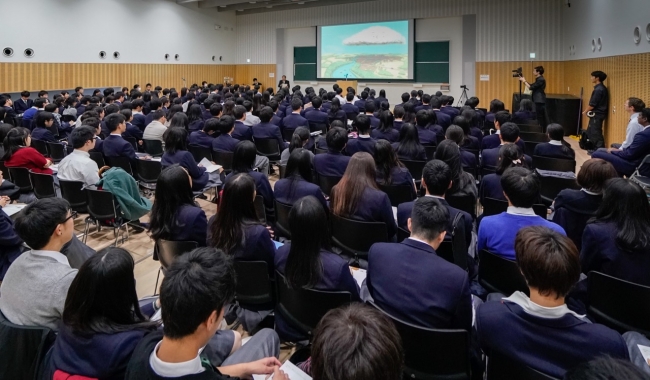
[219,56,223,62]
[164,54,170,60]
[113,51,120,59]
[175,54,180,61]
[99,51,107,59]
[212,56,216,62]
[2,47,13,57]
[24,48,34,58]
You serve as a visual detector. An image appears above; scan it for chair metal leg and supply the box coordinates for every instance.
[153,267,161,296]
[82,219,91,244]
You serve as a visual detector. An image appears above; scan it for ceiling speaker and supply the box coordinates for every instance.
[2,47,13,57]
[24,48,34,58]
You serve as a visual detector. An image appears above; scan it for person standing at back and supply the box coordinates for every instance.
[584,71,609,153]
[519,66,547,128]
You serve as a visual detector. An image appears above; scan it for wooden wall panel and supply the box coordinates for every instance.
[235,64,277,92]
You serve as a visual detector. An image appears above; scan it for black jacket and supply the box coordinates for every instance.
[529,75,546,104]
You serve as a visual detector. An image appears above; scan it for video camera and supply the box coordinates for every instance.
[512,67,523,78]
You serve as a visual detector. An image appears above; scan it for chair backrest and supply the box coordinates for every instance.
[30,139,49,156]
[397,226,410,243]
[533,156,576,173]
[282,128,295,142]
[254,195,266,223]
[487,350,560,380]
[317,174,341,196]
[279,164,287,179]
[59,180,88,213]
[587,271,650,336]
[188,144,213,163]
[274,200,293,238]
[378,183,416,207]
[136,159,162,183]
[369,302,471,380]
[520,131,549,143]
[0,161,7,180]
[330,214,388,259]
[123,136,138,150]
[478,249,529,296]
[143,139,163,157]
[212,150,234,173]
[314,147,328,155]
[275,271,352,338]
[481,166,496,177]
[254,138,281,157]
[155,239,199,270]
[0,311,55,380]
[105,156,133,176]
[234,261,274,306]
[7,167,32,192]
[481,197,508,217]
[45,142,66,162]
[29,172,56,199]
[517,123,543,133]
[85,188,119,221]
[424,145,436,160]
[446,193,476,219]
[539,176,580,204]
[89,151,105,168]
[308,121,327,135]
[402,160,426,182]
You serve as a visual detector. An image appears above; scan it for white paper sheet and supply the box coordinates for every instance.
[350,267,367,288]
[2,203,27,217]
[252,361,312,380]
[638,344,650,366]
[199,158,222,173]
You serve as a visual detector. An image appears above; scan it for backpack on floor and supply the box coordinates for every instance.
[579,130,593,151]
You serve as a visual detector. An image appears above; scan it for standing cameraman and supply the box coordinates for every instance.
[519,66,547,129]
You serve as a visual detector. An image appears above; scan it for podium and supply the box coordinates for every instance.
[336,80,358,93]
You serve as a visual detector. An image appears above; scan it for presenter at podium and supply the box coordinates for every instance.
[519,66,547,128]
[278,75,290,91]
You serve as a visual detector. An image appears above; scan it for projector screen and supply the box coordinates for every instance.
[317,20,414,80]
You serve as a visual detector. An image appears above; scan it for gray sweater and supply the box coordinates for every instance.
[0,250,77,331]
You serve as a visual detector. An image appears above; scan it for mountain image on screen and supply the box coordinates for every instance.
[321,21,409,80]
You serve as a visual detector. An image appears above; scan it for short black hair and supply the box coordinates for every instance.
[547,123,565,141]
[210,103,223,117]
[564,357,650,380]
[500,122,520,143]
[151,110,166,121]
[160,247,235,339]
[219,115,235,134]
[233,105,246,120]
[326,127,348,152]
[259,106,273,123]
[69,126,96,149]
[150,98,162,111]
[501,167,539,208]
[15,198,71,250]
[422,160,452,196]
[415,110,429,127]
[346,93,355,102]
[364,101,375,113]
[312,96,323,109]
[105,113,126,132]
[591,71,607,82]
[354,114,371,134]
[291,98,303,111]
[132,99,144,109]
[203,118,220,133]
[410,197,449,241]
[494,111,512,126]
[534,66,544,75]
[120,108,133,121]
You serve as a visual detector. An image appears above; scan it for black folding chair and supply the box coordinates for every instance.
[331,214,388,265]
[89,151,105,168]
[587,271,650,337]
[487,350,560,380]
[153,239,199,295]
[136,159,161,196]
[370,302,471,380]
[212,150,234,174]
[31,139,49,156]
[402,160,426,188]
[189,144,213,163]
[7,167,32,192]
[28,171,56,199]
[274,200,293,239]
[314,147,328,155]
[254,195,266,224]
[282,128,297,142]
[378,183,416,207]
[279,165,287,179]
[533,155,576,173]
[105,156,134,176]
[397,226,411,242]
[536,171,580,206]
[234,261,275,309]
[0,311,55,380]
[446,193,477,219]
[517,123,543,133]
[124,136,138,150]
[520,132,549,156]
[480,166,497,177]
[308,121,328,135]
[424,145,437,160]
[254,138,282,164]
[46,142,66,163]
[275,271,352,340]
[59,180,88,213]
[0,161,8,180]
[143,139,163,157]
[478,250,529,296]
[316,174,341,196]
[83,188,130,246]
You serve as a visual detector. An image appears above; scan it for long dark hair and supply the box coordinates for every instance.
[62,247,159,334]
[378,110,395,134]
[149,165,195,241]
[496,144,527,175]
[329,98,341,116]
[286,148,313,183]
[403,102,416,123]
[374,139,403,185]
[186,104,203,123]
[232,140,256,173]
[166,104,184,122]
[2,127,30,161]
[169,112,189,130]
[289,127,310,153]
[435,139,472,194]
[222,100,235,116]
[163,127,188,154]
[395,123,423,159]
[285,196,331,288]
[209,173,260,252]
[331,152,377,217]
[594,178,650,252]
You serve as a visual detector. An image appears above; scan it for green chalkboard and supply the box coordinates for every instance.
[294,47,317,80]
[294,64,317,81]
[415,41,450,62]
[414,41,450,83]
[415,63,449,83]
[294,47,317,64]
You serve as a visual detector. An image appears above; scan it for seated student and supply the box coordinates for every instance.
[161,128,218,192]
[13,91,33,115]
[393,105,405,131]
[213,116,269,175]
[330,152,396,240]
[341,93,360,119]
[44,247,160,379]
[478,167,565,260]
[149,165,208,247]
[430,97,451,130]
[309,304,403,380]
[534,123,575,159]
[231,105,253,141]
[415,109,437,145]
[121,108,144,148]
[168,111,189,130]
[564,356,650,380]
[485,99,505,124]
[226,141,274,212]
[190,118,219,148]
[253,106,287,152]
[461,108,483,143]
[0,194,24,280]
[81,117,104,153]
[481,122,531,168]
[346,114,377,155]
[208,174,276,332]
[57,126,100,187]
[274,149,327,211]
[131,99,146,131]
[481,111,526,152]
[446,125,478,170]
[313,127,351,179]
[125,247,285,380]
[363,101,381,129]
[552,158,617,250]
[22,98,47,128]
[275,197,361,341]
[452,115,480,151]
[281,127,314,165]
[479,144,528,204]
[592,108,650,177]
[283,98,308,135]
[304,96,329,131]
[580,178,650,286]
[3,127,54,174]
[142,110,168,143]
[424,109,445,145]
[374,140,416,197]
[30,111,58,143]
[512,98,537,125]
[371,110,400,143]
[364,197,472,329]
[611,97,645,150]
[328,98,348,125]
[476,226,629,379]
[103,113,147,166]
[0,198,77,331]
[392,123,427,161]
[397,159,473,246]
[354,91,369,113]
[435,140,477,199]
[144,98,163,126]
[187,104,205,132]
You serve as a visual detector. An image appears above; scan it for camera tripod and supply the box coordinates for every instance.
[457,86,469,106]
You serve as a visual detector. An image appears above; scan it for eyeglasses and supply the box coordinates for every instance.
[62,210,78,223]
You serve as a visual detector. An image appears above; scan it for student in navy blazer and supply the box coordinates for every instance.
[330,152,397,240]
[476,226,629,379]
[253,106,287,151]
[189,118,218,149]
[231,105,253,141]
[591,109,650,177]
[481,123,531,168]
[275,196,360,341]
[512,99,537,125]
[533,124,575,160]
[187,104,205,133]
[274,149,328,211]
[283,98,309,135]
[131,100,146,131]
[375,140,417,198]
[212,118,241,153]
[149,165,208,247]
[0,201,24,280]
[363,102,381,129]
[371,111,400,143]
[363,197,472,330]
[314,127,351,179]
[225,141,274,212]
[479,144,529,205]
[161,128,212,192]
[432,102,452,129]
[102,113,141,166]
[346,114,377,155]
[341,94,360,118]
[415,110,437,145]
[31,112,58,143]
[304,97,330,131]
[13,93,33,114]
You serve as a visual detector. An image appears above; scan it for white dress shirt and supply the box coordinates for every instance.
[149,341,205,377]
[621,112,643,150]
[57,150,100,186]
[243,112,260,126]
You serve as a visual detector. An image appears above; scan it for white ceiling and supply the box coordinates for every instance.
[177,0,379,15]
